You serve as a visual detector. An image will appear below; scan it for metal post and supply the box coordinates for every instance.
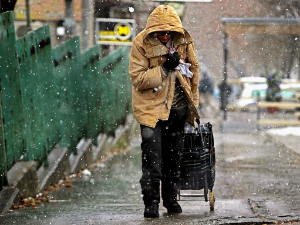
[0,151,8,190]
[221,31,229,120]
[287,34,297,79]
[223,32,228,82]
[26,0,31,32]
[256,93,261,131]
[64,0,75,38]
[65,0,73,22]
[82,0,89,50]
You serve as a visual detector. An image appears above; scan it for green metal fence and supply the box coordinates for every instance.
[0,11,25,188]
[0,11,132,190]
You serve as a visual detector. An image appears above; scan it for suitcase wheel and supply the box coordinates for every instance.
[209,190,215,211]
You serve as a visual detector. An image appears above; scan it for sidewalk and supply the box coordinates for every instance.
[217,111,300,158]
[0,112,300,225]
[265,127,300,157]
[0,115,140,214]
[1,113,300,224]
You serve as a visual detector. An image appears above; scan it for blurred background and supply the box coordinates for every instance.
[1,0,300,122]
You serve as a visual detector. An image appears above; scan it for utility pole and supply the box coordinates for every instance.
[82,0,95,51]
[64,0,76,38]
[82,0,89,50]
[219,31,231,121]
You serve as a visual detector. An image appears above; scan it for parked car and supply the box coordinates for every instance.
[227,77,300,111]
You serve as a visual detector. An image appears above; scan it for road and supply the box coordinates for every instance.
[0,112,300,225]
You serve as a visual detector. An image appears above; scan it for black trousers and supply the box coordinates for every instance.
[140,107,187,204]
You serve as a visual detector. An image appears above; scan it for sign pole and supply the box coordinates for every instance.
[26,0,31,32]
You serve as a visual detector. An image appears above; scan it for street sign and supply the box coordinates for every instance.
[96,18,136,46]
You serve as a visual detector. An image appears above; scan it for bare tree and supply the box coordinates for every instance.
[262,0,300,18]
[227,1,300,79]
[261,0,300,79]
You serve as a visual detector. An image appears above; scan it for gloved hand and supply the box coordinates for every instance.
[162,52,180,72]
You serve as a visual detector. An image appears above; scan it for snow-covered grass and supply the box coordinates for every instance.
[266,127,300,136]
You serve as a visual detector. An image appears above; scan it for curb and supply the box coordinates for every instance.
[69,138,93,174]
[0,187,19,213]
[37,146,70,191]
[265,132,300,157]
[7,161,38,198]
[0,114,139,213]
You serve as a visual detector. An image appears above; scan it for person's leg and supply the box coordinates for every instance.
[140,123,162,218]
[161,107,187,213]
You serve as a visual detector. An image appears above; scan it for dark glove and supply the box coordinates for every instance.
[162,52,180,72]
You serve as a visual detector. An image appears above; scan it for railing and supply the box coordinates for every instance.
[0,12,131,190]
[256,101,300,130]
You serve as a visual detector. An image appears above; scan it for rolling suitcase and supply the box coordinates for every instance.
[179,119,216,211]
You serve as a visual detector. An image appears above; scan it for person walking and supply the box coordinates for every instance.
[198,71,217,116]
[128,4,200,218]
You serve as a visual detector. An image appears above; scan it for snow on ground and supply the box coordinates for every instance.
[267,127,300,136]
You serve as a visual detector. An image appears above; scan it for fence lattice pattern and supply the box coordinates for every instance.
[0,12,131,190]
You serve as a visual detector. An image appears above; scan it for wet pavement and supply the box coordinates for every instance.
[0,111,300,225]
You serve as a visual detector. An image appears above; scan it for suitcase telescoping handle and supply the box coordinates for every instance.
[195,118,205,147]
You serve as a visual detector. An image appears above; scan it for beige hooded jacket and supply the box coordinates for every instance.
[128,4,200,128]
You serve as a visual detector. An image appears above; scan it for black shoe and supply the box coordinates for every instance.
[163,200,182,213]
[144,204,159,218]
